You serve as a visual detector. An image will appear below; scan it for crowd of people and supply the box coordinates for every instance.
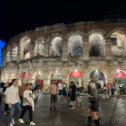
[0,79,126,126]
[0,79,38,126]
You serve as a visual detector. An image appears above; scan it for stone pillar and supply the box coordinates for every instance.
[105,37,112,60]
[10,49,13,62]
[30,41,35,58]
[62,40,68,61]
[18,42,24,61]
[83,37,89,60]
[2,49,6,65]
[44,42,49,57]
[43,35,50,57]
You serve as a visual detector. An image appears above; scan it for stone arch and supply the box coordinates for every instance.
[20,36,31,60]
[67,32,83,57]
[31,70,43,84]
[50,36,63,57]
[89,69,107,88]
[66,70,84,87]
[33,36,45,56]
[47,68,62,85]
[18,63,29,75]
[11,46,18,61]
[89,33,105,57]
[107,27,126,37]
[109,29,126,56]
[88,29,106,37]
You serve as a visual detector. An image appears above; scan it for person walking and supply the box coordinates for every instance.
[19,82,26,108]
[3,82,12,115]
[69,81,77,109]
[5,79,21,126]
[58,81,63,104]
[87,80,100,126]
[49,81,58,110]
[19,83,36,125]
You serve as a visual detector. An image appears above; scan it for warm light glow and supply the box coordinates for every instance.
[74,69,78,72]
[50,36,62,56]
[68,35,83,56]
[24,52,30,59]
[89,33,105,56]
[117,69,120,73]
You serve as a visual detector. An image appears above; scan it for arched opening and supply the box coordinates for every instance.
[111,31,126,56]
[31,70,44,91]
[67,70,84,89]
[90,70,106,88]
[34,37,45,56]
[50,37,62,57]
[11,46,18,61]
[20,36,31,60]
[47,69,62,86]
[89,33,105,57]
[68,35,83,57]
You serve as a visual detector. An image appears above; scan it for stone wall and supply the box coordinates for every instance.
[2,21,126,86]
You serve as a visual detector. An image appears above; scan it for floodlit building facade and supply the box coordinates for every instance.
[1,21,126,88]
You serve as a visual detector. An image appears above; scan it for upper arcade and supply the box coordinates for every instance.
[3,20,126,65]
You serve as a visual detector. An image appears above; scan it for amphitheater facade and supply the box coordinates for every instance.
[1,21,126,88]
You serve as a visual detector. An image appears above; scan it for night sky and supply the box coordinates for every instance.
[0,0,126,42]
[0,0,125,66]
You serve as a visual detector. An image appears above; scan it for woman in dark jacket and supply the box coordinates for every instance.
[69,81,77,109]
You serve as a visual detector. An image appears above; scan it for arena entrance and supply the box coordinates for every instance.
[67,70,84,90]
[90,70,106,88]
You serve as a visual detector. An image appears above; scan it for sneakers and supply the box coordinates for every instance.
[19,119,36,125]
[30,121,36,125]
[19,118,25,123]
[71,107,76,109]
[12,119,15,124]
[9,123,13,126]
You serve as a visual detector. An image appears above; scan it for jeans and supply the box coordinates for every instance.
[9,102,21,123]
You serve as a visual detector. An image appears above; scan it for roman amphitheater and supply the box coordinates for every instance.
[1,20,126,88]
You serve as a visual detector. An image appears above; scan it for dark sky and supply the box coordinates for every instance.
[0,0,126,42]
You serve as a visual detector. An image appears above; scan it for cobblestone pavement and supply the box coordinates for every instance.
[0,94,126,126]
